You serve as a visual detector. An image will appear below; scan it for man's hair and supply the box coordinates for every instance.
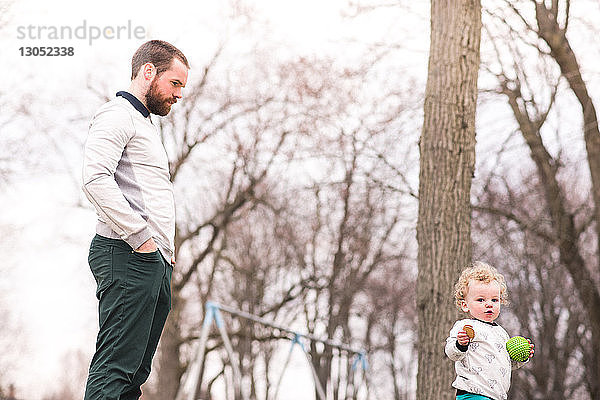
[453,261,508,310]
[131,40,189,80]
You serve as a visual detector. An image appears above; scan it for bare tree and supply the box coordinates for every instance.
[296,148,408,400]
[143,43,358,398]
[478,0,600,397]
[126,2,424,398]
[300,125,412,400]
[189,185,312,400]
[416,1,481,399]
[473,172,592,399]
[146,37,419,400]
[268,49,421,399]
[361,263,416,400]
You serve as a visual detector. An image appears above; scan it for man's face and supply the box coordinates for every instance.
[145,58,188,116]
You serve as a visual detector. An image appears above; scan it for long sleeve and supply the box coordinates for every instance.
[511,359,528,370]
[445,321,468,361]
[82,105,152,250]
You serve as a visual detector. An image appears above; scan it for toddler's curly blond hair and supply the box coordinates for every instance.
[454,261,508,311]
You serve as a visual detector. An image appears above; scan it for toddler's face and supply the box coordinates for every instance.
[460,279,501,323]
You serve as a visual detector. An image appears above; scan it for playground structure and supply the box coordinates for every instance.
[175,301,369,400]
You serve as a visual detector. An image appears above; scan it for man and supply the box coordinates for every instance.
[82,40,189,400]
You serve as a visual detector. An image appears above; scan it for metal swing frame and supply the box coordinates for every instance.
[175,301,368,400]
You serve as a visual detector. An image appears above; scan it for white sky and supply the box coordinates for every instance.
[0,0,428,399]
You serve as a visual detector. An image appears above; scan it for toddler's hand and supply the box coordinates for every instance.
[457,330,470,346]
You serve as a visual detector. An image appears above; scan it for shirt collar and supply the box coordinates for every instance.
[116,91,150,118]
[473,318,498,326]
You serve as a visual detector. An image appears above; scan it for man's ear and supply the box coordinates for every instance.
[141,63,156,81]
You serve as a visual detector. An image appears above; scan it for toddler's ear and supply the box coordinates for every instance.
[460,300,469,313]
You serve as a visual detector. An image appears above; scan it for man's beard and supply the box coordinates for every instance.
[145,79,173,116]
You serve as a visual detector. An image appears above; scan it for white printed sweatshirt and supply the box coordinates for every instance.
[82,92,175,262]
[445,319,527,400]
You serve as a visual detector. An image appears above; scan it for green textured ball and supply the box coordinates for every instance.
[506,336,530,362]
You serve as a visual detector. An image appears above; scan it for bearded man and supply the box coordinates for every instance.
[82,40,189,400]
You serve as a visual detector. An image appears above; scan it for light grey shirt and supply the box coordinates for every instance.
[445,319,527,400]
[82,94,175,262]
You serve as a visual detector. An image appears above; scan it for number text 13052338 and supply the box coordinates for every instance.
[19,47,74,56]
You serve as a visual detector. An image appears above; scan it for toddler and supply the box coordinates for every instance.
[445,261,534,400]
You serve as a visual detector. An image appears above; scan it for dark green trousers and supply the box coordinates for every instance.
[84,235,172,400]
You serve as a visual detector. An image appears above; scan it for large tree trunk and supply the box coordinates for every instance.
[416,1,481,399]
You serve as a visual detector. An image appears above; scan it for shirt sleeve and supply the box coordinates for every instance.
[511,359,528,370]
[445,321,468,361]
[82,105,152,250]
